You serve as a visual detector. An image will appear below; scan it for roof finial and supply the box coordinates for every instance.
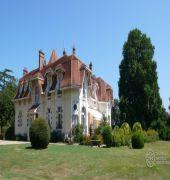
[89,61,92,71]
[63,48,66,55]
[73,44,76,55]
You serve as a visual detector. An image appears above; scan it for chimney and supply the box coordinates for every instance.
[39,50,45,70]
[23,67,28,76]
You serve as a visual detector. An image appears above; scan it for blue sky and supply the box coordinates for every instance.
[0,0,170,110]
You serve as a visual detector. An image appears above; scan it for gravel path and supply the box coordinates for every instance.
[0,140,30,145]
[0,140,67,146]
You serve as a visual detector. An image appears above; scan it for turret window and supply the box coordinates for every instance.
[18,111,22,127]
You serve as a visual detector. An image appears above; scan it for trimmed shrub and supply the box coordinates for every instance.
[112,128,122,147]
[102,125,112,147]
[146,129,159,142]
[121,122,131,146]
[50,130,64,143]
[132,122,142,132]
[5,126,15,140]
[29,118,50,149]
[121,122,131,134]
[112,126,128,147]
[72,123,83,143]
[132,131,144,149]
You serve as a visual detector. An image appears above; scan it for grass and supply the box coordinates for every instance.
[0,141,170,180]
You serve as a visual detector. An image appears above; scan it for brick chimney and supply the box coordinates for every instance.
[39,50,45,70]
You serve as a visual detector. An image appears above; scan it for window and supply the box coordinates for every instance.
[18,111,22,127]
[56,71,63,95]
[56,107,62,129]
[92,83,98,99]
[83,82,86,98]
[73,104,77,111]
[36,114,38,118]
[27,114,33,127]
[81,107,86,128]
[72,115,79,125]
[46,74,52,92]
[35,87,39,104]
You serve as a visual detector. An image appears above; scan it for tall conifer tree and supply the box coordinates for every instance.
[119,29,163,129]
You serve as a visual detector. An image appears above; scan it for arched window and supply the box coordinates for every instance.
[73,104,77,111]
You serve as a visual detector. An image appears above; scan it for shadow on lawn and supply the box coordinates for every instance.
[25,146,34,149]
[25,146,49,150]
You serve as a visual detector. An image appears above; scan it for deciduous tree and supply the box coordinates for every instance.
[0,69,17,134]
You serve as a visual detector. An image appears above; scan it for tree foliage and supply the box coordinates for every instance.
[0,69,17,134]
[119,29,163,130]
[111,99,121,126]
[72,123,83,143]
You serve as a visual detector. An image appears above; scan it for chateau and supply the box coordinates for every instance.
[14,48,113,139]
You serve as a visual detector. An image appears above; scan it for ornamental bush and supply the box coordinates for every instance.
[81,135,91,145]
[132,122,142,132]
[112,126,127,147]
[29,118,50,149]
[112,126,122,147]
[72,123,83,143]
[120,122,131,146]
[132,131,144,149]
[102,125,112,147]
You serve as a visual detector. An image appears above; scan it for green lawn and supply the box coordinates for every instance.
[0,141,170,180]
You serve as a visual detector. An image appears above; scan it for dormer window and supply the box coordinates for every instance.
[44,69,54,92]
[46,75,52,92]
[55,70,64,95]
[92,83,99,100]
